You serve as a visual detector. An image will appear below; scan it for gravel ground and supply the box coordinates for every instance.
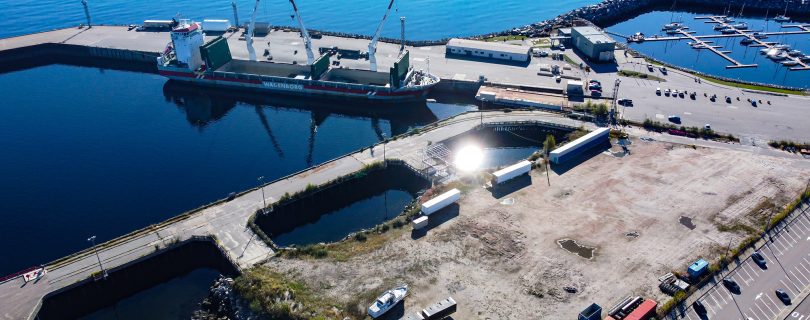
[263,138,810,319]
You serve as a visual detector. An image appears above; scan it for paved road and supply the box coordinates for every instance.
[786,295,810,320]
[673,201,810,320]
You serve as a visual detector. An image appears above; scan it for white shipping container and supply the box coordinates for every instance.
[143,20,173,28]
[202,19,231,32]
[492,160,532,184]
[412,216,429,230]
[549,127,610,164]
[421,189,460,215]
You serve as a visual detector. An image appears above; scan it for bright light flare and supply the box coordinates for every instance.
[454,145,484,172]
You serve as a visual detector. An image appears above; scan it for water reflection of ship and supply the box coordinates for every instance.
[162,80,439,165]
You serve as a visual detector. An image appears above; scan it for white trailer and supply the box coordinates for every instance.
[549,127,610,164]
[202,19,232,32]
[143,20,174,29]
[421,189,460,215]
[412,216,429,230]
[491,160,532,185]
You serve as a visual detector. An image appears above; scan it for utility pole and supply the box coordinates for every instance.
[611,79,621,126]
[231,0,240,27]
[87,236,107,279]
[257,176,267,214]
[81,0,92,27]
[400,17,406,52]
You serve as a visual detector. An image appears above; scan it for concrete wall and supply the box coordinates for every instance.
[0,43,158,74]
[445,46,529,62]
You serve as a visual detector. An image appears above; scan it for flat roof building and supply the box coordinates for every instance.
[571,26,616,62]
[446,38,530,62]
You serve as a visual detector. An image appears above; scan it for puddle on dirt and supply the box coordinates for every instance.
[679,216,696,230]
[557,239,596,259]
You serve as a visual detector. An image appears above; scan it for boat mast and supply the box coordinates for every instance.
[369,0,396,72]
[288,0,315,65]
[246,0,260,61]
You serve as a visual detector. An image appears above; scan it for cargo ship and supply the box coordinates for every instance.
[157,20,439,102]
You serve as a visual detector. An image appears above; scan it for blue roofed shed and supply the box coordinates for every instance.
[688,259,709,279]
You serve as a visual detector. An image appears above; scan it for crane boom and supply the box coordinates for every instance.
[368,0,395,72]
[246,0,260,61]
[289,0,314,65]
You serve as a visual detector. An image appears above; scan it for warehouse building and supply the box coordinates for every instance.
[571,26,616,62]
[445,38,530,62]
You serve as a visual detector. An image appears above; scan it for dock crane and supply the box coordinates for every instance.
[246,0,261,61]
[288,0,315,65]
[368,0,396,72]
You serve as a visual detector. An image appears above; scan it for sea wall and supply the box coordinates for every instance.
[35,236,238,320]
[0,43,157,74]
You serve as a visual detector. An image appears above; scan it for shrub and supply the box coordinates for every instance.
[354,233,367,242]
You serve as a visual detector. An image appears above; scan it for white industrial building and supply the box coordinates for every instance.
[445,38,530,62]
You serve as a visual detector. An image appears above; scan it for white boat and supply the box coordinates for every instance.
[760,48,771,54]
[800,55,810,62]
[740,38,754,45]
[368,285,408,318]
[781,60,799,66]
[774,44,791,50]
[768,51,789,60]
[720,16,735,23]
[666,29,681,35]
[731,22,748,29]
[713,24,727,30]
[753,32,768,39]
[662,22,682,30]
[775,15,791,22]
[788,50,803,57]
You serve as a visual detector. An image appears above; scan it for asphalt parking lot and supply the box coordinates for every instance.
[675,202,810,320]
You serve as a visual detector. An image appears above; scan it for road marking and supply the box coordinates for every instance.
[684,111,692,115]
[740,266,755,284]
[760,296,778,318]
[788,270,807,287]
[754,301,772,319]
[797,263,810,280]
[708,293,723,309]
[714,289,728,304]
[655,113,665,119]
[703,297,716,315]
[773,238,789,253]
[749,307,765,320]
[746,262,763,277]
[783,228,799,244]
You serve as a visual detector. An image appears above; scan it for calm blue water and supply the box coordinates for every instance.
[80,268,219,320]
[0,0,597,40]
[0,64,471,275]
[481,147,538,169]
[608,11,810,88]
[272,189,414,247]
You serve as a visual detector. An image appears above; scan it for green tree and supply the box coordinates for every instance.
[543,134,557,155]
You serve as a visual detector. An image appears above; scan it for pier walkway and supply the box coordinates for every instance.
[0,110,585,320]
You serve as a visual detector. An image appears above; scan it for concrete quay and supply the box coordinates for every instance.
[0,109,586,320]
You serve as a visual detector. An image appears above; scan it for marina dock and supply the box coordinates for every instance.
[633,17,810,71]
[0,109,585,320]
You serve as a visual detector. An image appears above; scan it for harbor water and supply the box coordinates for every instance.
[0,0,597,40]
[607,11,810,88]
[0,64,472,275]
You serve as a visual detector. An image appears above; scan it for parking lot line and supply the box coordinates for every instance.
[782,228,799,244]
[746,262,763,277]
[708,293,723,310]
[764,293,781,312]
[702,297,716,315]
[739,266,755,284]
[781,279,799,295]
[773,238,789,253]
[714,288,729,304]
[795,264,810,282]
[757,298,777,318]
[790,270,807,286]
[748,307,765,320]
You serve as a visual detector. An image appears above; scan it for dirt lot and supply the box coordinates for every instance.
[264,139,810,319]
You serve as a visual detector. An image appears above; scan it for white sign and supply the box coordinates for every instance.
[262,82,304,91]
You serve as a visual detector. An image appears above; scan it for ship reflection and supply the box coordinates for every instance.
[161,80,439,165]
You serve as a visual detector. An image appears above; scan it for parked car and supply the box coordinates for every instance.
[693,300,707,315]
[647,64,654,71]
[591,89,602,96]
[618,99,633,106]
[704,124,712,130]
[656,87,661,95]
[559,44,566,50]
[726,96,732,103]
[664,88,671,96]
[678,91,685,98]
[752,251,766,267]
[668,115,681,124]
[776,289,791,304]
[723,278,741,293]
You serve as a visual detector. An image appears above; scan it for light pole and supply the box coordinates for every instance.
[257,176,267,215]
[381,133,387,164]
[87,236,107,279]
